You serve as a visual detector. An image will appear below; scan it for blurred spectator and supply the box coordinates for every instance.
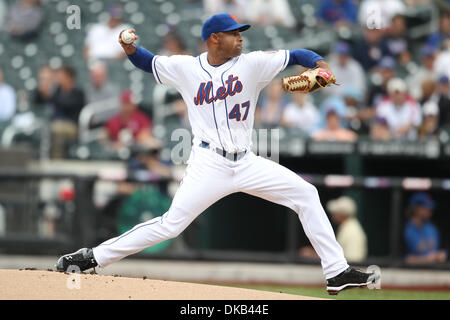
[4,0,43,41]
[85,61,119,104]
[0,68,16,122]
[353,27,385,71]
[418,100,440,140]
[317,96,348,129]
[256,80,288,127]
[343,87,365,132]
[406,45,438,101]
[426,12,450,49]
[327,196,367,262]
[312,108,357,142]
[84,4,131,60]
[404,192,447,264]
[433,40,450,79]
[245,0,296,28]
[376,78,422,140]
[280,93,319,134]
[33,65,55,113]
[370,116,392,141]
[128,145,172,180]
[0,0,7,28]
[381,14,413,68]
[50,65,85,158]
[202,0,246,22]
[326,42,366,98]
[317,0,358,27]
[368,56,397,108]
[105,90,161,150]
[419,78,437,105]
[358,0,406,29]
[437,75,450,127]
[158,32,191,56]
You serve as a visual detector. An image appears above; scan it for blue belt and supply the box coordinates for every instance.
[199,141,246,162]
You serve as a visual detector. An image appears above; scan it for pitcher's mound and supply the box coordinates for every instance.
[0,269,323,300]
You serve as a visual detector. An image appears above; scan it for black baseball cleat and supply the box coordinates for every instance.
[56,248,98,272]
[326,267,380,295]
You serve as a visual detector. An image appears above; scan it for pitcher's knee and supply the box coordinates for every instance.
[158,219,189,240]
[299,182,319,198]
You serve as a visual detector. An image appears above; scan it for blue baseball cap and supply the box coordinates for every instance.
[409,192,435,209]
[202,13,250,41]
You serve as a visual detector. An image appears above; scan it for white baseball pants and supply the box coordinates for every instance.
[93,145,349,279]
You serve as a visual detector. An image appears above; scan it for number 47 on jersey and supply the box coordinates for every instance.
[228,100,250,122]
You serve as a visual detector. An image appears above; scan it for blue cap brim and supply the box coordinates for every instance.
[221,24,251,33]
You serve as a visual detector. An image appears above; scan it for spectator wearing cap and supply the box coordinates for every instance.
[367,56,397,108]
[406,45,438,101]
[375,78,422,140]
[312,108,357,142]
[327,196,368,262]
[326,41,366,98]
[418,100,440,140]
[370,116,391,141]
[105,90,161,150]
[84,4,132,60]
[316,0,358,27]
[404,192,447,264]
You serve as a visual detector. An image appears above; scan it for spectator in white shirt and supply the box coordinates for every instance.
[244,0,296,28]
[0,68,16,122]
[358,0,406,29]
[327,196,368,263]
[202,0,247,22]
[281,93,319,135]
[84,4,131,61]
[433,40,450,80]
[376,78,422,140]
[326,42,366,98]
[406,45,438,101]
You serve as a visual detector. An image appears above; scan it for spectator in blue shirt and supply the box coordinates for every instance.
[404,192,447,264]
[317,0,358,27]
[426,12,450,49]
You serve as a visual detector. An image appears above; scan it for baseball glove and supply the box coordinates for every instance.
[281,67,338,93]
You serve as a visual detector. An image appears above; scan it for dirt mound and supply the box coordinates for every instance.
[0,269,322,300]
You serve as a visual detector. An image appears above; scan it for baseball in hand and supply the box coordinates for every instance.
[121,29,136,44]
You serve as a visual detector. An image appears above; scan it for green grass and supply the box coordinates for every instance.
[216,283,450,300]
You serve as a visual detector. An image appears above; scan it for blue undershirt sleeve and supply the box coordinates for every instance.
[288,49,323,68]
[127,45,155,73]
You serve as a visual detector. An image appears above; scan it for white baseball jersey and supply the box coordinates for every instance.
[151,50,289,153]
[93,48,349,280]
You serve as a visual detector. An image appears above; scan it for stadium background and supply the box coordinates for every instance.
[0,0,450,297]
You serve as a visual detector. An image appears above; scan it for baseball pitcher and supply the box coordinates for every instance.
[57,13,378,295]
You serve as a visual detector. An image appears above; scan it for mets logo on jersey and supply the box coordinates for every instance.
[194,75,243,105]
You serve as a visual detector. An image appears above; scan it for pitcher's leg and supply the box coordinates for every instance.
[93,147,233,267]
[236,153,348,279]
